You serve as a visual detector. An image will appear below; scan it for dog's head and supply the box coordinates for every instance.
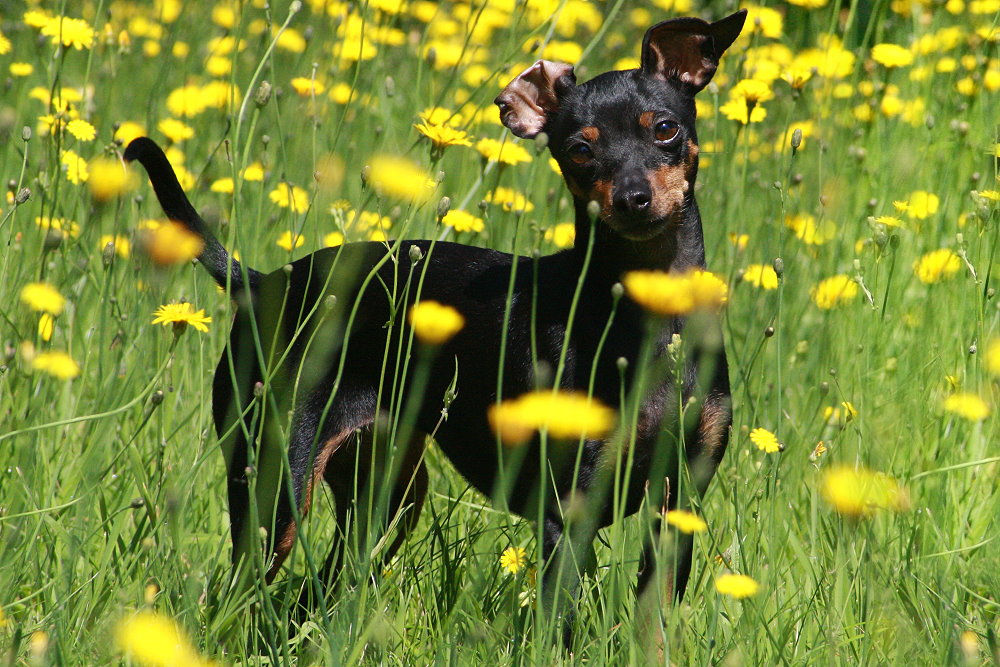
[495,10,746,241]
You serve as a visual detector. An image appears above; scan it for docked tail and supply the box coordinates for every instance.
[124,137,262,295]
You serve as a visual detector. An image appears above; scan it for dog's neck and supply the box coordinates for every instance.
[569,193,706,283]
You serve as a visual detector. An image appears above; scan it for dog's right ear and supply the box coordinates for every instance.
[494,60,576,139]
[641,10,747,93]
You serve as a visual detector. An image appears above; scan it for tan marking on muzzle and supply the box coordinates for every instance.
[648,140,699,219]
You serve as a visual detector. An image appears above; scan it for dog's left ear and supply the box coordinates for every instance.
[641,9,747,92]
[495,60,576,139]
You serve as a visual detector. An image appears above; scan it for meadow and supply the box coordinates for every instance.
[1,0,999,664]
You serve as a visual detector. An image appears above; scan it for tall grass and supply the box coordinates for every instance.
[1,0,998,664]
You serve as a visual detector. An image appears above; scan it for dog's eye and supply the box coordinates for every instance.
[568,143,594,164]
[654,120,680,143]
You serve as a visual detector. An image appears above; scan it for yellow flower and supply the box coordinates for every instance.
[821,465,909,517]
[943,393,990,421]
[749,427,781,453]
[324,231,344,247]
[115,122,146,147]
[487,187,535,214]
[418,107,464,127]
[38,313,55,341]
[276,230,305,251]
[152,302,212,333]
[36,216,80,238]
[985,338,1000,376]
[367,155,434,204]
[89,157,138,202]
[913,248,961,284]
[442,209,484,233]
[98,234,131,259]
[742,5,783,38]
[415,121,473,150]
[211,177,234,194]
[116,610,210,667]
[269,184,310,213]
[242,162,265,181]
[899,190,939,219]
[719,98,767,124]
[61,149,89,184]
[666,509,707,533]
[623,269,728,316]
[290,76,326,97]
[873,215,904,227]
[810,275,858,309]
[785,213,836,245]
[499,546,527,574]
[475,138,533,165]
[157,118,194,143]
[781,66,813,90]
[40,16,96,50]
[408,300,465,345]
[67,119,96,141]
[715,573,759,599]
[742,264,778,290]
[32,351,81,380]
[488,390,615,446]
[729,232,749,250]
[871,43,914,68]
[20,282,66,315]
[10,62,34,77]
[140,220,204,265]
[543,222,576,248]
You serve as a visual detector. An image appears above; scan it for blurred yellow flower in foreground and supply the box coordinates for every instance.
[32,351,81,380]
[408,300,465,345]
[116,610,213,667]
[89,157,138,202]
[500,546,527,574]
[943,392,990,421]
[810,275,857,309]
[367,154,434,203]
[20,282,66,315]
[140,220,204,265]
[152,302,212,334]
[821,465,909,517]
[623,269,728,316]
[715,573,759,599]
[488,390,615,446]
[871,43,914,67]
[666,509,707,533]
[913,248,961,284]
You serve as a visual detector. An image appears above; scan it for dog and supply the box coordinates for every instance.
[124,8,745,633]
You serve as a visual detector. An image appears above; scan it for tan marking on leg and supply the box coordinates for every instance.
[639,111,655,128]
[581,126,599,141]
[267,429,353,581]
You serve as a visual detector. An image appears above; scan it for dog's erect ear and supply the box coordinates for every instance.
[495,60,576,139]
[641,10,747,92]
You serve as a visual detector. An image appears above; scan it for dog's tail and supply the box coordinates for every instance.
[124,137,262,295]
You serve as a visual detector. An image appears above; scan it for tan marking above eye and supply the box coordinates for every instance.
[581,126,599,141]
[638,111,655,128]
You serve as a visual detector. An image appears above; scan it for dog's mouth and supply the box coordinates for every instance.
[602,212,675,241]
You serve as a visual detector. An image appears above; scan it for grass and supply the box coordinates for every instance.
[1,0,999,664]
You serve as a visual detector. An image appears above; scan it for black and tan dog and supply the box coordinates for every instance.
[125,9,745,629]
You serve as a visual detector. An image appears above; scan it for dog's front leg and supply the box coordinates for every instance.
[539,506,598,646]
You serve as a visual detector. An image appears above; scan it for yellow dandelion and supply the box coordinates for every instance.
[115,610,209,667]
[487,187,535,214]
[442,209,484,233]
[61,149,89,184]
[290,76,326,97]
[823,401,858,427]
[715,573,759,599]
[367,155,433,204]
[242,162,265,181]
[10,62,34,77]
[38,313,55,341]
[943,392,990,421]
[276,230,305,251]
[115,121,146,147]
[415,121,473,151]
[475,138,533,165]
[785,213,836,245]
[211,177,234,194]
[873,215,904,227]
[324,231,345,247]
[729,232,749,250]
[821,465,909,517]
[913,248,961,284]
[499,546,527,574]
[901,191,939,219]
[99,234,131,259]
[666,509,708,534]
[488,390,615,446]
[543,222,576,248]
[157,118,194,143]
[35,216,81,238]
[20,282,66,315]
[66,119,97,141]
[871,43,914,68]
[89,157,138,202]
[810,275,858,310]
[623,269,728,316]
[151,302,212,334]
[40,16,95,50]
[408,300,465,345]
[140,220,203,265]
[742,264,779,290]
[749,427,781,453]
[32,351,81,380]
[269,184,310,213]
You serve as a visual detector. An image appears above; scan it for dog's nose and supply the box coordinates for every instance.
[614,186,651,216]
